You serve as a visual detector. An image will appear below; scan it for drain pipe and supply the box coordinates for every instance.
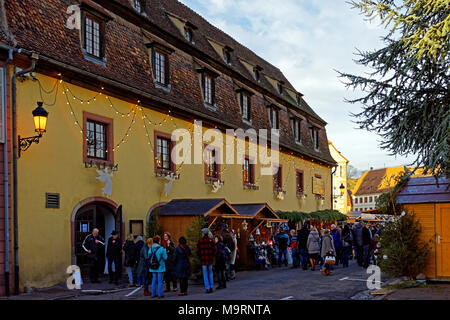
[2,46,14,296]
[11,52,37,295]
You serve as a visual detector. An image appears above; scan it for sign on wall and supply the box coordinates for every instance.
[0,68,5,143]
[312,175,325,195]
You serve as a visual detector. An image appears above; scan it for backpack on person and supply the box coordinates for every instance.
[147,247,161,270]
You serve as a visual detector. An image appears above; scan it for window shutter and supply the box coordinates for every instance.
[164,53,170,85]
[81,12,87,50]
[151,47,156,80]
[240,92,243,114]
[0,68,4,143]
[201,72,205,99]
[100,21,106,58]
[211,77,215,105]
[247,95,251,120]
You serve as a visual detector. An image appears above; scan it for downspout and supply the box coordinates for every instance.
[2,47,13,297]
[331,166,337,211]
[11,52,37,295]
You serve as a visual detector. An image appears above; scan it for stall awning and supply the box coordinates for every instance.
[357,213,380,222]
[158,198,239,217]
[232,203,287,222]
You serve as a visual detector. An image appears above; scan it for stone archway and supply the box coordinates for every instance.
[70,197,122,266]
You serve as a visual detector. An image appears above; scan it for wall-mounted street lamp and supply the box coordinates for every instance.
[18,102,48,158]
[339,183,345,196]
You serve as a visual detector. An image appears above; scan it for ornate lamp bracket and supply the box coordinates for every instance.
[18,134,42,158]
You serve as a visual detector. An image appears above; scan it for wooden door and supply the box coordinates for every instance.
[436,203,450,278]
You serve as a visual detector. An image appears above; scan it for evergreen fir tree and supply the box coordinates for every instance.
[339,1,450,178]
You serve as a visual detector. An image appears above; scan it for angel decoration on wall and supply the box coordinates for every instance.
[96,168,113,197]
[164,173,178,196]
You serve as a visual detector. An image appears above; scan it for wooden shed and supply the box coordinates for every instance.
[397,176,450,280]
[156,198,241,243]
[232,203,288,269]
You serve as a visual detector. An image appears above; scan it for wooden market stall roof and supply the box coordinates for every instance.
[158,198,240,217]
[397,176,450,204]
[232,203,288,222]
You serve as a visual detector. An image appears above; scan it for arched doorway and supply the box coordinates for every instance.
[71,198,122,278]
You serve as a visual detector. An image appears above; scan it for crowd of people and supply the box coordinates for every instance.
[80,220,381,298]
[81,223,238,298]
[248,221,381,276]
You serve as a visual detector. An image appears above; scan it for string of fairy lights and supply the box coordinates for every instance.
[33,74,325,196]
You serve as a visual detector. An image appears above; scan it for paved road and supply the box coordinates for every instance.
[70,260,386,300]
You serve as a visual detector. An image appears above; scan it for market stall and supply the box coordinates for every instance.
[232,203,288,270]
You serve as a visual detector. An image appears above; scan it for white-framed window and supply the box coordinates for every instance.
[203,74,213,105]
[310,127,319,150]
[268,106,279,130]
[240,92,251,121]
[291,118,301,143]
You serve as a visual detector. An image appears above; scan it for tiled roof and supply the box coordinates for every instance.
[3,0,335,165]
[232,203,280,219]
[353,166,406,195]
[158,198,238,216]
[397,176,450,204]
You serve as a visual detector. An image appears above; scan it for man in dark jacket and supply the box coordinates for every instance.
[276,229,290,267]
[106,230,122,285]
[298,224,310,270]
[82,228,105,283]
[221,224,235,280]
[362,223,372,268]
[330,224,342,266]
[353,222,364,267]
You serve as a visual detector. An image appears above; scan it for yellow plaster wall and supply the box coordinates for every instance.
[15,73,332,289]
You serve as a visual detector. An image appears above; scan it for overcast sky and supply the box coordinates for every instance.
[179,0,417,172]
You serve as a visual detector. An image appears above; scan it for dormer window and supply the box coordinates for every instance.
[223,46,233,65]
[290,117,301,143]
[253,66,262,82]
[184,27,193,42]
[296,93,303,106]
[198,68,219,108]
[277,82,283,95]
[132,0,142,13]
[239,91,251,122]
[268,105,279,130]
[310,126,320,150]
[146,41,174,88]
[80,5,111,65]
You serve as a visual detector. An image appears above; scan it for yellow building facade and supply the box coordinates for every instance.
[15,73,333,289]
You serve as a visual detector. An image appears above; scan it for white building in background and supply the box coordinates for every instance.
[328,141,350,214]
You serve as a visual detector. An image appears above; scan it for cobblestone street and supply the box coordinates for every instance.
[4,260,387,300]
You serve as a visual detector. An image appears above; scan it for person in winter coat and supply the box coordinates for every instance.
[362,223,372,268]
[106,231,122,285]
[276,229,290,267]
[353,222,364,266]
[230,230,238,280]
[123,234,136,286]
[221,224,235,281]
[134,236,145,286]
[215,235,228,290]
[320,229,336,275]
[298,223,310,270]
[149,235,168,298]
[136,238,152,296]
[306,227,320,271]
[197,228,217,293]
[82,228,105,283]
[330,224,341,266]
[162,232,177,292]
[341,224,353,268]
[173,236,191,296]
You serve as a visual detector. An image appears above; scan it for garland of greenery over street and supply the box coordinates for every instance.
[277,209,348,224]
